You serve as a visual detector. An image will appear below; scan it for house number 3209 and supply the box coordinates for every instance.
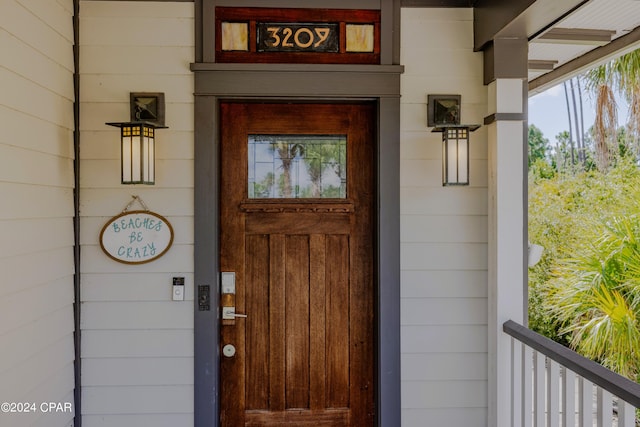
[265,26,331,49]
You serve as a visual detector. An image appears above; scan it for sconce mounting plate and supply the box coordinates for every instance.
[130,92,165,126]
[428,94,461,127]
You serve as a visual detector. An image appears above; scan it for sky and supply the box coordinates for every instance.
[528,82,629,146]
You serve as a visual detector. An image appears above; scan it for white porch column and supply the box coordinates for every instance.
[485,37,528,427]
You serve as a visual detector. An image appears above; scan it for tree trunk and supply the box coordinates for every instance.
[564,81,576,167]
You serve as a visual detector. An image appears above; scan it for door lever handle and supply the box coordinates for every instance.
[222,307,247,320]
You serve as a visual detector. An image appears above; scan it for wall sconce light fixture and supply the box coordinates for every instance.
[106,93,167,185]
[433,124,480,186]
[427,94,479,186]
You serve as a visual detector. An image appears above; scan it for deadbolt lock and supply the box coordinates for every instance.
[220,272,246,323]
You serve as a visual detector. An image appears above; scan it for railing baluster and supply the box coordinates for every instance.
[503,321,640,427]
[548,359,560,427]
[523,345,533,427]
[579,377,593,427]
[597,387,613,427]
[512,338,523,427]
[562,368,576,427]
[617,400,636,427]
[534,350,546,427]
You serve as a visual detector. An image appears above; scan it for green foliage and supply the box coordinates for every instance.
[529,158,555,181]
[528,124,550,166]
[543,215,640,379]
[528,159,640,379]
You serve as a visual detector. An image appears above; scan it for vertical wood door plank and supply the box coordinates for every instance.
[219,103,249,426]
[269,234,286,411]
[245,234,270,410]
[309,234,327,410]
[326,234,350,408]
[285,235,311,409]
[347,104,376,424]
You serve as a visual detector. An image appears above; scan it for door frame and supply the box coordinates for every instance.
[193,65,402,427]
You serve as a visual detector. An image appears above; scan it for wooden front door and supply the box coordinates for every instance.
[219,102,375,426]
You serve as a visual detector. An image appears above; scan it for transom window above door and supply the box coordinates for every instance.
[248,135,347,199]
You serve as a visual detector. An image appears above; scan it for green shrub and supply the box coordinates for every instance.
[528,159,640,372]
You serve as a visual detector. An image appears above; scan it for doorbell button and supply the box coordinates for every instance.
[222,344,236,358]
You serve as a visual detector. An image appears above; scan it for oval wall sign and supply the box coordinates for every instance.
[100,210,174,265]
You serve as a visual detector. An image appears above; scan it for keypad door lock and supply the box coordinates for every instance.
[220,272,246,322]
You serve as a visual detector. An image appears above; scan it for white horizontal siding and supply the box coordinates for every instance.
[82,272,195,301]
[1,370,75,427]
[402,353,487,381]
[82,358,193,386]
[0,30,73,99]
[0,0,74,72]
[82,330,193,359]
[0,248,74,297]
[80,75,194,103]
[1,105,75,157]
[82,413,193,427]
[402,242,487,270]
[401,215,487,243]
[0,184,74,220]
[79,1,195,424]
[401,187,488,215]
[0,277,74,336]
[20,1,73,39]
[401,270,487,298]
[82,385,192,415]
[0,1,76,427]
[400,7,488,427]
[80,189,193,216]
[0,335,74,400]
[81,301,192,330]
[0,218,74,258]
[402,298,487,325]
[80,47,194,75]
[401,325,488,353]
[0,67,74,129]
[81,159,194,188]
[403,380,487,408]
[0,306,74,377]
[0,144,74,188]
[80,17,193,46]
[403,408,487,427]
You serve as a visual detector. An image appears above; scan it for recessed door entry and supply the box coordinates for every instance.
[219,102,376,426]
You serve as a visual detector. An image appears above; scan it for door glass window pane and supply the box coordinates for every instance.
[248,135,347,198]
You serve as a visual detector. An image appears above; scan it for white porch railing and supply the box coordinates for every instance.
[504,320,640,427]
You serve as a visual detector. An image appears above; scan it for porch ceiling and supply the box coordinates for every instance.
[410,0,640,93]
[527,0,640,94]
